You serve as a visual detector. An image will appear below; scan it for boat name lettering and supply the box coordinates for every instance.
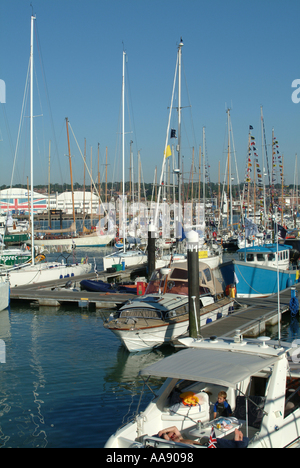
[0,256,18,262]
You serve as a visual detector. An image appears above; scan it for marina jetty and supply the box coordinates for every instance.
[9,262,299,340]
[9,265,139,310]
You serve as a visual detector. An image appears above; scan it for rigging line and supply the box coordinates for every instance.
[68,121,106,212]
[10,58,31,189]
[229,117,243,210]
[33,19,63,181]
[154,54,179,228]
[182,61,198,150]
[124,61,137,151]
[110,93,123,198]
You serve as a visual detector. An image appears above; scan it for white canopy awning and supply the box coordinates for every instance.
[140,348,279,388]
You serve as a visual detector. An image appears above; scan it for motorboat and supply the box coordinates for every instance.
[105,332,300,448]
[104,261,234,352]
[219,244,297,298]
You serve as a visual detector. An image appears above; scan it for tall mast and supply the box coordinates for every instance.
[30,14,35,265]
[177,38,183,217]
[122,49,126,253]
[226,109,231,228]
[98,143,100,224]
[105,146,108,204]
[281,154,284,226]
[90,146,93,227]
[83,138,86,224]
[202,127,206,216]
[48,140,51,228]
[66,118,76,230]
[260,106,266,227]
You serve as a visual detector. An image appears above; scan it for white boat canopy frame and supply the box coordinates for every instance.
[140,348,279,388]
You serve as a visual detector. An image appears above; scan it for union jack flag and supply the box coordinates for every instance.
[208,426,217,448]
[0,198,47,214]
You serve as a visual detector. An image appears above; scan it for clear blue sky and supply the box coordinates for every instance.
[0,0,300,190]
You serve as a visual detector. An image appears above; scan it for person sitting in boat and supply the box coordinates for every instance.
[213,391,232,419]
[157,426,248,448]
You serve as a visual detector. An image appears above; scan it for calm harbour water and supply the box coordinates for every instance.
[0,247,298,448]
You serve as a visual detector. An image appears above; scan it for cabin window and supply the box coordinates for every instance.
[284,377,300,418]
[268,253,275,261]
[203,268,212,283]
[170,269,188,280]
[257,254,265,262]
[166,281,189,296]
[239,253,245,261]
[246,254,254,262]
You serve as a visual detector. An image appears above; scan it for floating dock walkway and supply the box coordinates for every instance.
[10,266,139,309]
[10,266,300,339]
[197,283,300,339]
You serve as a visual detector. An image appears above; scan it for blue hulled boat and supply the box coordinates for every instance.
[219,244,297,298]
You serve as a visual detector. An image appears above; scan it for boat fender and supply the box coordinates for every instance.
[290,297,299,318]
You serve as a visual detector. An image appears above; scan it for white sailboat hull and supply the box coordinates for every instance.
[33,233,114,248]
[156,252,222,270]
[8,262,92,288]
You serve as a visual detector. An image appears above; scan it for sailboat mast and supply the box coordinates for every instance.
[226,109,231,228]
[30,14,35,265]
[66,118,76,230]
[177,38,183,214]
[122,49,126,253]
[260,106,266,227]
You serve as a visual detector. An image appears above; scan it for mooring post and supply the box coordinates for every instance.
[148,223,156,281]
[186,230,200,338]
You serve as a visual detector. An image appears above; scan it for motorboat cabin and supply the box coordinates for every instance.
[105,334,300,448]
[237,244,291,270]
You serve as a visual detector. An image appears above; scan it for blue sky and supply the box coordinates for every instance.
[0,0,300,190]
